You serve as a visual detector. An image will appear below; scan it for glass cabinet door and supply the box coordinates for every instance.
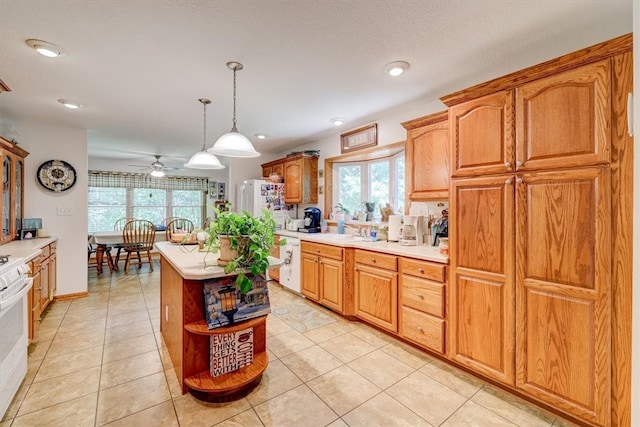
[15,160,23,234]
[2,154,11,239]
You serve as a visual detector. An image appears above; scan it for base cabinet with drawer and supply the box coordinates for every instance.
[27,241,58,342]
[353,250,398,333]
[301,241,344,313]
[399,258,447,354]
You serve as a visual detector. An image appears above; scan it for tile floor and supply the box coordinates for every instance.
[1,261,578,426]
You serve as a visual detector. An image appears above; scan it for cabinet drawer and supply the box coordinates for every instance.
[301,242,343,260]
[49,241,57,251]
[401,306,445,354]
[400,258,445,282]
[355,250,397,271]
[401,275,445,318]
[40,245,51,258]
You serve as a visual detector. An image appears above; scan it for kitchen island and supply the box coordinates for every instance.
[156,241,280,399]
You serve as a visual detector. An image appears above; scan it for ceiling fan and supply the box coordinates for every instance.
[129,155,182,177]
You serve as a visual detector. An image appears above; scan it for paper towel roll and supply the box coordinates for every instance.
[387,215,402,242]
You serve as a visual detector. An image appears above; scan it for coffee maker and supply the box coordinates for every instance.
[299,207,321,233]
[400,215,424,246]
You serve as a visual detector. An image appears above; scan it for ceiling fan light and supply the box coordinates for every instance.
[209,131,260,158]
[150,169,166,177]
[184,150,225,169]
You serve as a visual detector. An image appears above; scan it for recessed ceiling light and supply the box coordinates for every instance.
[25,39,66,58]
[384,61,410,77]
[57,99,84,109]
[254,133,267,140]
[330,118,345,126]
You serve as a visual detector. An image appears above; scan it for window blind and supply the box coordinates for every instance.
[88,170,208,191]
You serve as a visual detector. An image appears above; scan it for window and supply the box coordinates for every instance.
[333,150,405,217]
[88,171,208,232]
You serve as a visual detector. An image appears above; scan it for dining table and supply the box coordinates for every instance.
[89,230,166,274]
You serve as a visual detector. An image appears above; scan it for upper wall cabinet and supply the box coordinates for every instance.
[449,91,514,178]
[262,154,318,204]
[402,111,450,205]
[1,136,29,245]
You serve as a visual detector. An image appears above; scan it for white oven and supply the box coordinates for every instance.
[0,257,31,419]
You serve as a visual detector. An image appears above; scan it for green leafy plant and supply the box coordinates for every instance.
[206,207,285,294]
[334,202,350,215]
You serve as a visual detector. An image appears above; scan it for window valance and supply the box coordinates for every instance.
[89,170,208,191]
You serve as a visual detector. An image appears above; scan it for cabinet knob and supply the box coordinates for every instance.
[516,177,524,184]
[505,179,512,185]
[417,293,424,299]
[417,326,423,332]
[371,258,376,263]
[504,162,511,168]
[417,268,424,273]
[516,161,523,167]
[316,249,320,253]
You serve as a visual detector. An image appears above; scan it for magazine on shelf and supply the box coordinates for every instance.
[203,275,271,329]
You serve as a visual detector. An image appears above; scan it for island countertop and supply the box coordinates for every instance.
[155,241,282,281]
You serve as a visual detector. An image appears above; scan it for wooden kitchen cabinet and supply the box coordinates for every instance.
[353,250,398,333]
[261,159,284,179]
[284,154,318,204]
[399,258,447,354]
[515,60,611,171]
[449,175,515,384]
[515,167,611,425]
[402,111,450,206]
[449,90,514,178]
[28,256,43,342]
[301,241,344,313]
[1,136,28,244]
[48,242,57,300]
[444,34,632,426]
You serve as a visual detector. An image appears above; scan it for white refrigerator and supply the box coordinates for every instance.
[236,179,292,228]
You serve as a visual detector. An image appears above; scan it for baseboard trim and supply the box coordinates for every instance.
[53,291,89,301]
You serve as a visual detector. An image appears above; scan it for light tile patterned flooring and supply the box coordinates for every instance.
[1,261,578,426]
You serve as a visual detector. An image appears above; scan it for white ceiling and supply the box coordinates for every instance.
[0,0,633,170]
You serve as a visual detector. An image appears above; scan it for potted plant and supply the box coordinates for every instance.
[206,207,285,294]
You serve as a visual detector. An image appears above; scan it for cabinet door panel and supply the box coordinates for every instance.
[515,168,610,425]
[516,60,611,170]
[301,253,319,301]
[319,258,343,312]
[450,90,514,177]
[354,264,398,333]
[284,160,302,203]
[408,120,450,200]
[450,176,515,384]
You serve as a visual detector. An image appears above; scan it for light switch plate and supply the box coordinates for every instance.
[56,207,74,216]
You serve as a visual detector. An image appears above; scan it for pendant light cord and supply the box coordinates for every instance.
[231,67,238,132]
[202,101,207,150]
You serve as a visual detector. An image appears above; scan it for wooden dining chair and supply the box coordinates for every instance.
[113,217,135,266]
[165,218,195,241]
[122,219,156,274]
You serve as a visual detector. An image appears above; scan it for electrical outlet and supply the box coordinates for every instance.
[57,207,74,216]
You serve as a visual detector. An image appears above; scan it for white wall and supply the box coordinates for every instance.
[631,4,639,426]
[13,120,88,297]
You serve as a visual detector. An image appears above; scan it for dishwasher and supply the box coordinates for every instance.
[279,237,301,294]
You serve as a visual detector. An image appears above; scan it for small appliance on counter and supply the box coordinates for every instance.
[299,207,321,233]
[400,215,425,246]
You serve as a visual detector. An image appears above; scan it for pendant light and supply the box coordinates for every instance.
[208,61,260,158]
[184,98,225,169]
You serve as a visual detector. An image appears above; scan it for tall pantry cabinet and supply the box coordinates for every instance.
[442,34,632,427]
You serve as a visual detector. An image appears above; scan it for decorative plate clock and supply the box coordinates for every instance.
[36,159,77,192]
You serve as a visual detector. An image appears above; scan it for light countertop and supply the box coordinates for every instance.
[155,241,283,281]
[276,230,448,264]
[0,237,58,263]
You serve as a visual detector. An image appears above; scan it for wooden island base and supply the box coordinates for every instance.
[159,256,268,399]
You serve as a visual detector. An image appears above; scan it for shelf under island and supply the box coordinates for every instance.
[156,241,281,399]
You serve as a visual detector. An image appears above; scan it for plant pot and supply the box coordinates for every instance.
[218,235,249,266]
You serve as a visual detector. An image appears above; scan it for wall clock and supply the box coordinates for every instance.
[36,159,77,192]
